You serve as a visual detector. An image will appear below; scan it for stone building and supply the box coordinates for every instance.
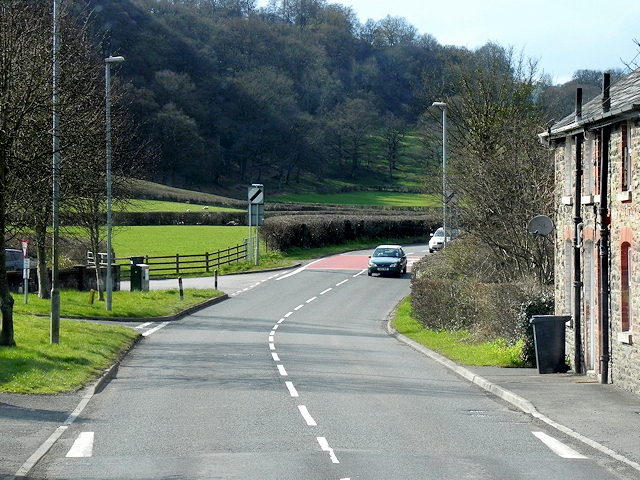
[540,68,640,394]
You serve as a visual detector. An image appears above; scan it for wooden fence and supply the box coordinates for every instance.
[92,243,248,279]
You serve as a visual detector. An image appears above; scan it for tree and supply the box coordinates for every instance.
[430,43,554,283]
[381,112,407,180]
[326,98,379,179]
[0,1,59,346]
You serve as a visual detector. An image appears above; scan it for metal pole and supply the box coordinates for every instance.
[432,102,447,247]
[105,56,124,311]
[248,203,253,263]
[51,0,60,344]
[442,104,447,247]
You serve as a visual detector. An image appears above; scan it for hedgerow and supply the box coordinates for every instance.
[410,236,553,365]
[260,214,439,251]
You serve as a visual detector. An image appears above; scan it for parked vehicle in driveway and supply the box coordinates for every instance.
[367,245,407,277]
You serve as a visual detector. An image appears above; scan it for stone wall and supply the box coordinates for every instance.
[553,119,640,395]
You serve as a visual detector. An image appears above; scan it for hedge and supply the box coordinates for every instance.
[260,214,440,251]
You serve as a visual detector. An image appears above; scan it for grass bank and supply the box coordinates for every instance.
[392,297,524,367]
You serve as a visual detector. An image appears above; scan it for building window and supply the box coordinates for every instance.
[621,121,632,192]
[621,242,632,332]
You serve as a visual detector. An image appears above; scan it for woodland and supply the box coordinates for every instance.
[76,0,628,193]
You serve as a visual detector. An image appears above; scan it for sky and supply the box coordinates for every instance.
[256,0,640,84]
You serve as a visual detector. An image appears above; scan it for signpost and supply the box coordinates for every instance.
[21,240,29,304]
[248,184,264,265]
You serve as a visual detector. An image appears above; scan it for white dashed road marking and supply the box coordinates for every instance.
[298,405,317,426]
[268,272,359,473]
[285,381,299,397]
[317,436,340,464]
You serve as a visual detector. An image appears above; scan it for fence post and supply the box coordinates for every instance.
[176,253,179,275]
[206,252,210,273]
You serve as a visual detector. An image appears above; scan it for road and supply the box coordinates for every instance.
[26,245,638,479]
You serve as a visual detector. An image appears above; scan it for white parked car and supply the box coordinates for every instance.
[428,227,458,253]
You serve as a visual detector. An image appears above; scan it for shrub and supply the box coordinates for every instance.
[410,236,554,357]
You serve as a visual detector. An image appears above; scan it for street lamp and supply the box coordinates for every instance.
[432,101,447,248]
[105,56,124,311]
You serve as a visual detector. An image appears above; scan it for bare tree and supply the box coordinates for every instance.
[0,1,58,346]
[428,43,554,283]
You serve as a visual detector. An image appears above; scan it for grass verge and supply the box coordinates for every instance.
[13,289,223,318]
[2,288,225,394]
[0,315,139,394]
[392,297,524,367]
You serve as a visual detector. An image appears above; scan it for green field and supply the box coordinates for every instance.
[270,191,438,207]
[111,225,249,258]
[125,199,243,213]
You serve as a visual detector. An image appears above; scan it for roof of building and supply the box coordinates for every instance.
[543,68,640,140]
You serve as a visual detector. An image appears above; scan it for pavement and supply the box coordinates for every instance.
[2,281,640,478]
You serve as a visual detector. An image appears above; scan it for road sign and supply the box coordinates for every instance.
[248,203,264,226]
[248,185,264,205]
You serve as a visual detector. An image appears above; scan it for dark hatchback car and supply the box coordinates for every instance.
[5,248,23,271]
[367,245,407,277]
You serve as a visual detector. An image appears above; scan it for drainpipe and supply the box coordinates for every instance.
[599,124,611,384]
[573,127,583,374]
[571,88,583,374]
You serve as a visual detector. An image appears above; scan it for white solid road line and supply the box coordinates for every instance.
[532,431,588,459]
[298,405,317,426]
[66,432,94,458]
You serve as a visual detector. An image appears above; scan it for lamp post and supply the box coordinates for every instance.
[432,101,447,247]
[105,56,124,311]
[51,0,60,343]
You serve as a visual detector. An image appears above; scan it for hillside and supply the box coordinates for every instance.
[79,0,622,198]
